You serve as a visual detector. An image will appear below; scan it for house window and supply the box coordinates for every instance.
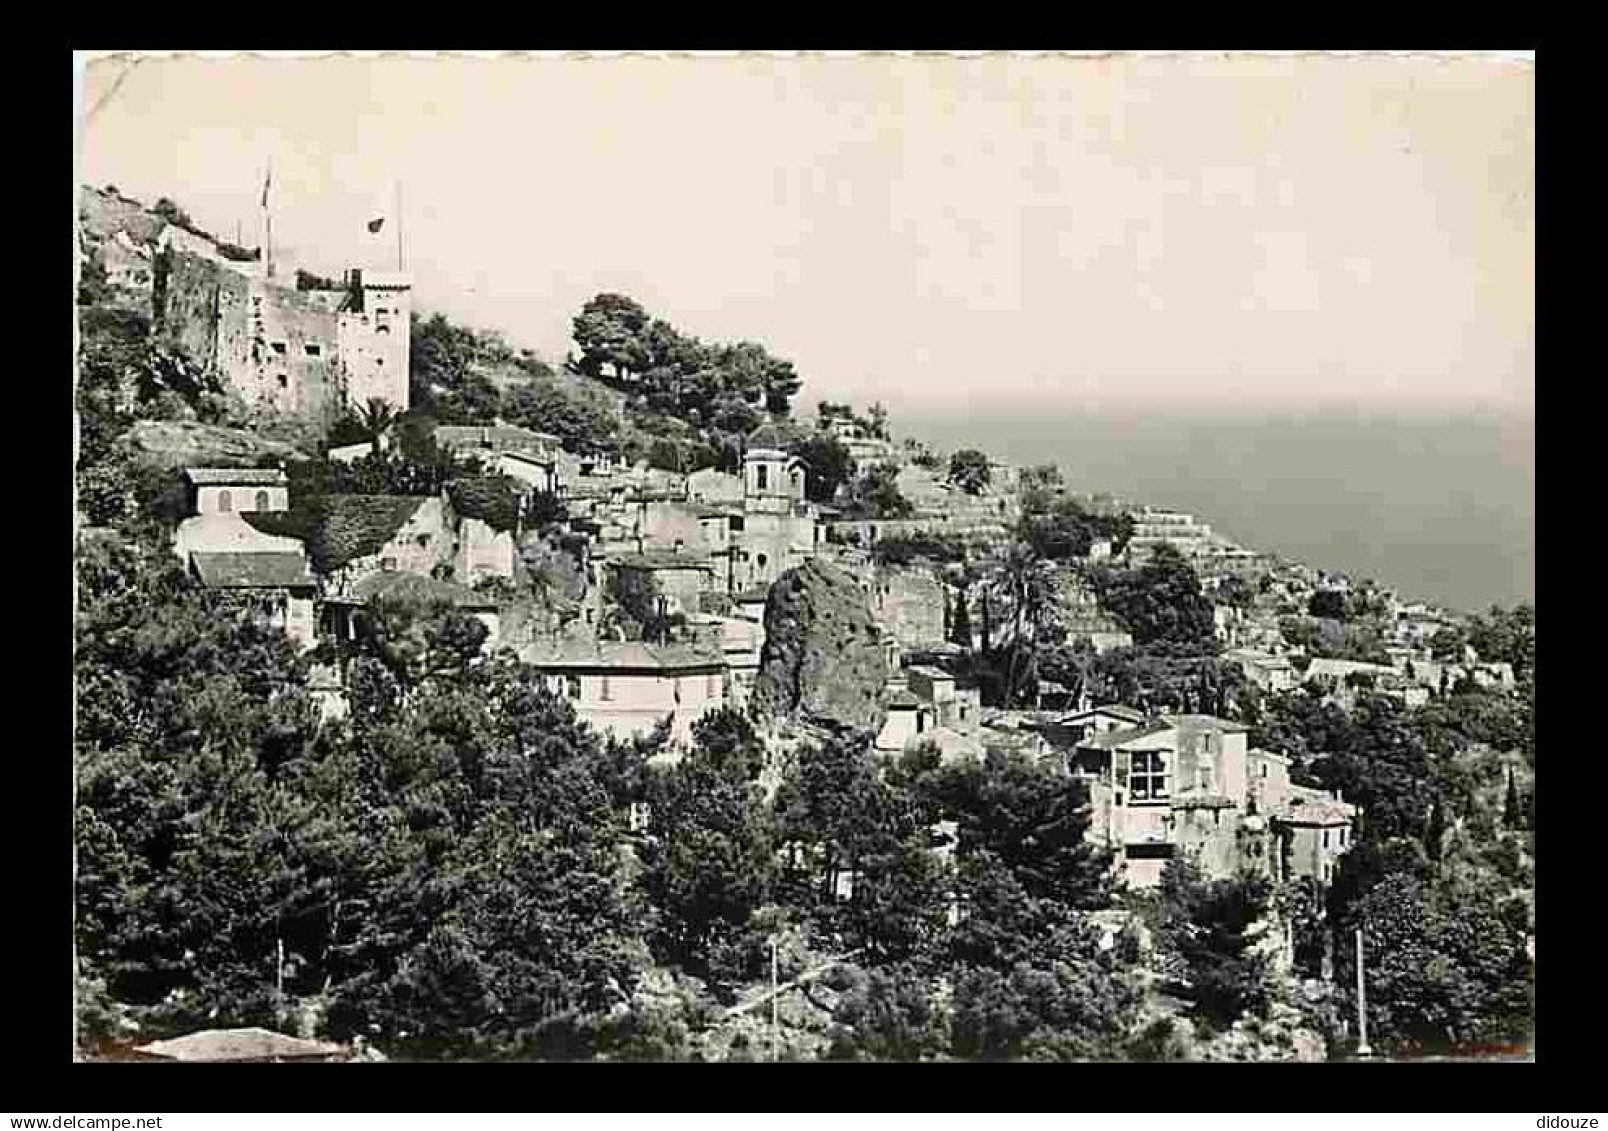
[218,489,232,513]
[271,341,287,355]
[601,676,612,701]
[416,534,431,548]
[757,465,769,492]
[254,490,270,511]
[1339,827,1347,846]
[1323,829,1331,849]
[707,673,718,697]
[1261,763,1269,779]
[305,343,322,357]
[1130,751,1168,801]
[565,675,581,700]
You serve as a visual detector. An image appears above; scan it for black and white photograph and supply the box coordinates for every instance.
[71,49,1535,1066]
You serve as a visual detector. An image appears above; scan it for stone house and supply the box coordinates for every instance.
[189,550,317,651]
[455,516,517,582]
[1072,713,1357,889]
[287,494,458,595]
[522,638,729,745]
[181,467,291,517]
[872,567,948,651]
[497,451,560,496]
[333,568,503,649]
[1221,647,1299,693]
[609,551,719,618]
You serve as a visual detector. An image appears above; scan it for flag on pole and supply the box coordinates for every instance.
[261,161,272,208]
[366,187,389,234]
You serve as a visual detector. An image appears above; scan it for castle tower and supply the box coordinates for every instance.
[336,268,412,413]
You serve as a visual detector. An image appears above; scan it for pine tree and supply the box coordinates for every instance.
[949,586,973,650]
[1502,768,1523,829]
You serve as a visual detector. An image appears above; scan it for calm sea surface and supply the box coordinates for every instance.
[901,409,1534,614]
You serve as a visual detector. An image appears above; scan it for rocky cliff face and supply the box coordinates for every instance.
[752,558,888,734]
[122,420,311,470]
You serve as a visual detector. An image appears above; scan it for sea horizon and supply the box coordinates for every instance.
[897,404,1534,615]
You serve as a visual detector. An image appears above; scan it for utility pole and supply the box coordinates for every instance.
[1355,926,1373,1059]
[770,936,780,1063]
[275,935,286,1029]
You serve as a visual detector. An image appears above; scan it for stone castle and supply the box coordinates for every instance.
[153,225,411,426]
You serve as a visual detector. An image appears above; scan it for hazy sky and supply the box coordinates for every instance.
[77,52,1533,419]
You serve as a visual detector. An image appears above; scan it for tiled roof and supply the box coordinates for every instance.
[1269,797,1356,826]
[135,1027,342,1063]
[182,467,288,487]
[521,638,725,672]
[1057,704,1147,726]
[612,552,715,572]
[190,551,314,590]
[351,570,499,610]
[1078,712,1248,751]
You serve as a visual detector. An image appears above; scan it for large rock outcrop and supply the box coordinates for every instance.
[752,558,889,734]
[121,420,312,471]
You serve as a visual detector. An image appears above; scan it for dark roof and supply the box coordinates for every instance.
[611,552,715,572]
[1078,713,1248,751]
[522,638,725,672]
[746,421,806,451]
[182,467,287,487]
[1059,704,1148,726]
[245,495,428,573]
[351,570,499,610]
[190,552,315,590]
[134,1027,342,1063]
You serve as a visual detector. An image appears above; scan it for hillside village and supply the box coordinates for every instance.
[75,184,1535,1063]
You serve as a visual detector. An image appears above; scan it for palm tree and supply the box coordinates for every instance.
[987,542,1056,708]
[358,397,398,459]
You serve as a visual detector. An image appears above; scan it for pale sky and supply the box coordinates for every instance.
[77,52,1534,419]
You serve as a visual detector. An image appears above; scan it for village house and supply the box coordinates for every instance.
[496,450,560,496]
[454,514,517,582]
[100,229,155,294]
[1071,713,1357,889]
[521,638,729,745]
[1221,647,1299,693]
[284,493,459,596]
[1051,703,1149,746]
[189,551,318,651]
[608,551,719,618]
[171,468,306,562]
[1301,657,1428,708]
[871,567,948,652]
[325,569,503,650]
